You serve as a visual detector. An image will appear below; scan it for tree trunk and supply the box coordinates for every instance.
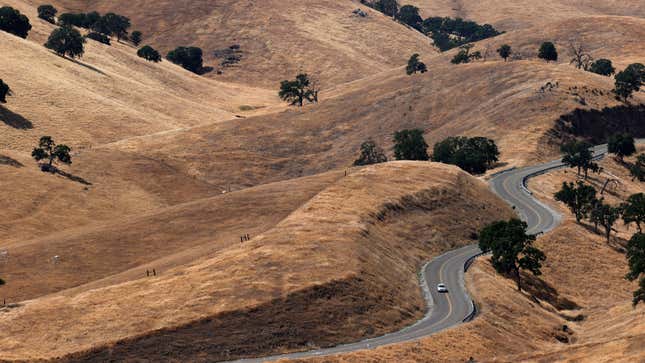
[515,268,522,291]
[605,226,611,242]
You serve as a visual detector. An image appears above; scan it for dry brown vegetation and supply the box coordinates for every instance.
[1,0,644,361]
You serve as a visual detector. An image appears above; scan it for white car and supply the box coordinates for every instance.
[437,283,448,293]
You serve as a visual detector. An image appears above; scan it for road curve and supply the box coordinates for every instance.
[227,140,644,363]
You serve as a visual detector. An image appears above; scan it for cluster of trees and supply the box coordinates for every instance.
[31,136,72,172]
[0,6,32,38]
[167,46,204,73]
[37,4,57,24]
[353,129,429,166]
[279,73,319,106]
[56,11,134,42]
[362,1,500,51]
[451,44,482,64]
[432,136,499,174]
[0,79,10,103]
[406,53,427,74]
[560,140,600,178]
[479,219,546,292]
[627,232,645,306]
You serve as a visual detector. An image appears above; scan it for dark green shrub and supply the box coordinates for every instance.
[137,45,161,62]
[167,46,203,73]
[37,4,57,24]
[0,6,31,38]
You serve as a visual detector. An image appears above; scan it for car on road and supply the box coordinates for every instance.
[437,283,448,293]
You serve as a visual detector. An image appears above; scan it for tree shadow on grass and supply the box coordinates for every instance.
[0,155,24,168]
[40,165,92,185]
[521,273,581,311]
[51,52,107,76]
[0,106,33,129]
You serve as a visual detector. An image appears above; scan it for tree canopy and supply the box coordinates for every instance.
[37,4,57,24]
[395,5,422,30]
[0,79,10,103]
[623,193,645,233]
[0,6,31,39]
[130,30,142,46]
[614,63,644,102]
[167,46,204,74]
[137,45,161,62]
[422,16,500,51]
[45,26,86,58]
[373,0,399,17]
[538,41,558,62]
[31,136,72,172]
[608,133,636,161]
[479,219,546,291]
[451,44,482,64]
[354,139,388,166]
[630,153,645,182]
[554,181,597,223]
[406,53,427,75]
[497,44,511,61]
[626,233,645,306]
[393,129,429,161]
[432,136,499,174]
[561,140,598,178]
[589,59,615,76]
[279,73,318,106]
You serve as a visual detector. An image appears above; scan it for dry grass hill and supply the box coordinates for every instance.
[1,0,644,361]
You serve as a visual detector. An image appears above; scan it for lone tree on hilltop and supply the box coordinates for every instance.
[130,30,142,46]
[37,4,57,24]
[608,133,636,162]
[395,5,422,30]
[614,63,644,102]
[630,153,645,182]
[589,59,615,76]
[167,46,204,74]
[32,136,72,172]
[354,139,388,166]
[45,26,86,58]
[497,44,512,61]
[479,219,546,292]
[137,45,161,62]
[393,129,429,161]
[0,6,32,38]
[623,193,645,233]
[554,181,597,223]
[538,41,558,62]
[568,38,593,70]
[374,0,399,17]
[406,53,427,75]
[0,79,11,103]
[626,233,645,306]
[279,73,318,106]
[432,136,499,174]
[561,140,599,178]
[451,44,482,64]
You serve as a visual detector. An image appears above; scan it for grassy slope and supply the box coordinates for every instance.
[43,0,437,88]
[0,162,512,361]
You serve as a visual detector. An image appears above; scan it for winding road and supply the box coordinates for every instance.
[229,141,643,363]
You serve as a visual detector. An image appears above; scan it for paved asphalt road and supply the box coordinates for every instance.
[227,140,644,363]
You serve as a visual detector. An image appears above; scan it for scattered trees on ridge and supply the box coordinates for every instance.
[31,136,72,172]
[0,6,31,39]
[137,45,161,62]
[393,129,429,161]
[451,44,481,64]
[354,139,388,166]
[589,59,615,76]
[554,181,597,223]
[167,46,204,74]
[626,233,645,306]
[37,4,57,24]
[478,218,546,292]
[45,26,86,59]
[432,136,499,174]
[0,79,10,103]
[607,133,636,161]
[279,73,318,106]
[497,44,512,61]
[614,63,644,102]
[538,41,558,62]
[406,53,427,75]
